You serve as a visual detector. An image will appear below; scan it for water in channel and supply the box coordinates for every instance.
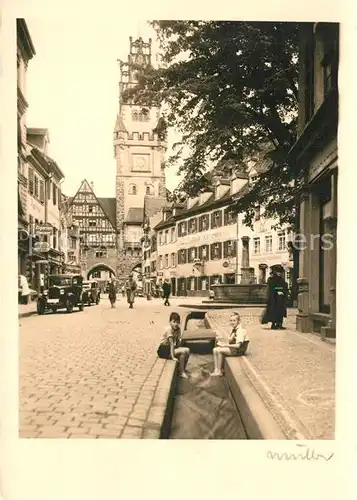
[169,317,247,439]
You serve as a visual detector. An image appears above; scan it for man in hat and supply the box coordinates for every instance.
[125,273,137,309]
[265,265,289,330]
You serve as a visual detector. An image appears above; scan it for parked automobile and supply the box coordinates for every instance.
[37,274,84,314]
[82,280,100,306]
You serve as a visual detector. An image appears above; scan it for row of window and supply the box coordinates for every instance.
[132,110,150,122]
[74,218,113,231]
[128,184,154,195]
[74,193,96,201]
[81,233,116,244]
[253,233,286,254]
[71,204,104,215]
[158,208,262,243]
[28,168,59,206]
[150,241,237,270]
[146,233,287,265]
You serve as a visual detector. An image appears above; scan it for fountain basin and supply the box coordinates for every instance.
[211,284,267,304]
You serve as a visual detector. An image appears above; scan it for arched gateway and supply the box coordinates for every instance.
[87,262,116,280]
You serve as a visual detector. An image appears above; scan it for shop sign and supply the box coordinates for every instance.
[33,242,50,252]
[176,231,223,247]
[35,223,53,235]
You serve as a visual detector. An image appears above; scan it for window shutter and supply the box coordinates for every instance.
[48,180,51,199]
[39,180,45,203]
[218,211,222,227]
[218,242,222,259]
[210,243,214,260]
[223,241,228,258]
[232,240,237,257]
[224,209,228,225]
[28,168,34,194]
[211,213,215,228]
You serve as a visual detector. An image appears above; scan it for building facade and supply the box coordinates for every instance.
[143,172,291,297]
[63,180,118,289]
[59,198,81,275]
[17,19,35,276]
[23,129,65,289]
[114,36,167,276]
[291,23,339,338]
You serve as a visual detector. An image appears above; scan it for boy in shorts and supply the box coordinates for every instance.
[157,312,190,379]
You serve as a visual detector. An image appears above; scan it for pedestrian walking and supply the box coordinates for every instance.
[108,278,117,308]
[265,265,289,330]
[162,279,171,306]
[211,312,249,376]
[125,273,137,309]
[18,274,30,305]
[39,273,45,294]
[157,312,190,379]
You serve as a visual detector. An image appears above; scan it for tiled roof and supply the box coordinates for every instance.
[97,197,116,228]
[154,215,175,230]
[144,196,167,219]
[125,207,144,224]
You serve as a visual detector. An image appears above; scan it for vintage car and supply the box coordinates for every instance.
[82,280,100,306]
[37,274,84,314]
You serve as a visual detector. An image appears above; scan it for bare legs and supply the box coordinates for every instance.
[174,347,190,378]
[211,347,231,376]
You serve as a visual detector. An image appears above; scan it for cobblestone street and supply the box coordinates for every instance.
[19,297,187,438]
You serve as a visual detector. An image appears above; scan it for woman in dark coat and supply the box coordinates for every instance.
[265,266,289,330]
[108,278,117,308]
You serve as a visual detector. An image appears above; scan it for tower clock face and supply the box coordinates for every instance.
[132,155,149,172]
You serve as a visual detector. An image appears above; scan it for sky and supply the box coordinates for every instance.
[25,17,183,198]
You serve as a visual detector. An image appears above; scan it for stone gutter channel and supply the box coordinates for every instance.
[159,309,248,440]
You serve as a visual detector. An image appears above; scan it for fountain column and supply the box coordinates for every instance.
[258,263,268,284]
[240,236,250,284]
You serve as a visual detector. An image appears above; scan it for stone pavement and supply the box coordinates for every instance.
[19,298,185,438]
[206,308,335,440]
[18,300,37,318]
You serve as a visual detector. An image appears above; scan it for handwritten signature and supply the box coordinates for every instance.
[267,444,334,461]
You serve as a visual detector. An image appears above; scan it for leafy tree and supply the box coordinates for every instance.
[125,21,304,228]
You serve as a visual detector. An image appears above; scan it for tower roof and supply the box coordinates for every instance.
[114,114,127,133]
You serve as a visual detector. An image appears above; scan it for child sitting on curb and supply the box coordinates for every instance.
[157,312,190,379]
[211,312,249,377]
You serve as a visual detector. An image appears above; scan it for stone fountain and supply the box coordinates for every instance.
[211,236,267,305]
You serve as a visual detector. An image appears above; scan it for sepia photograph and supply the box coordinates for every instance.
[16,17,338,443]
